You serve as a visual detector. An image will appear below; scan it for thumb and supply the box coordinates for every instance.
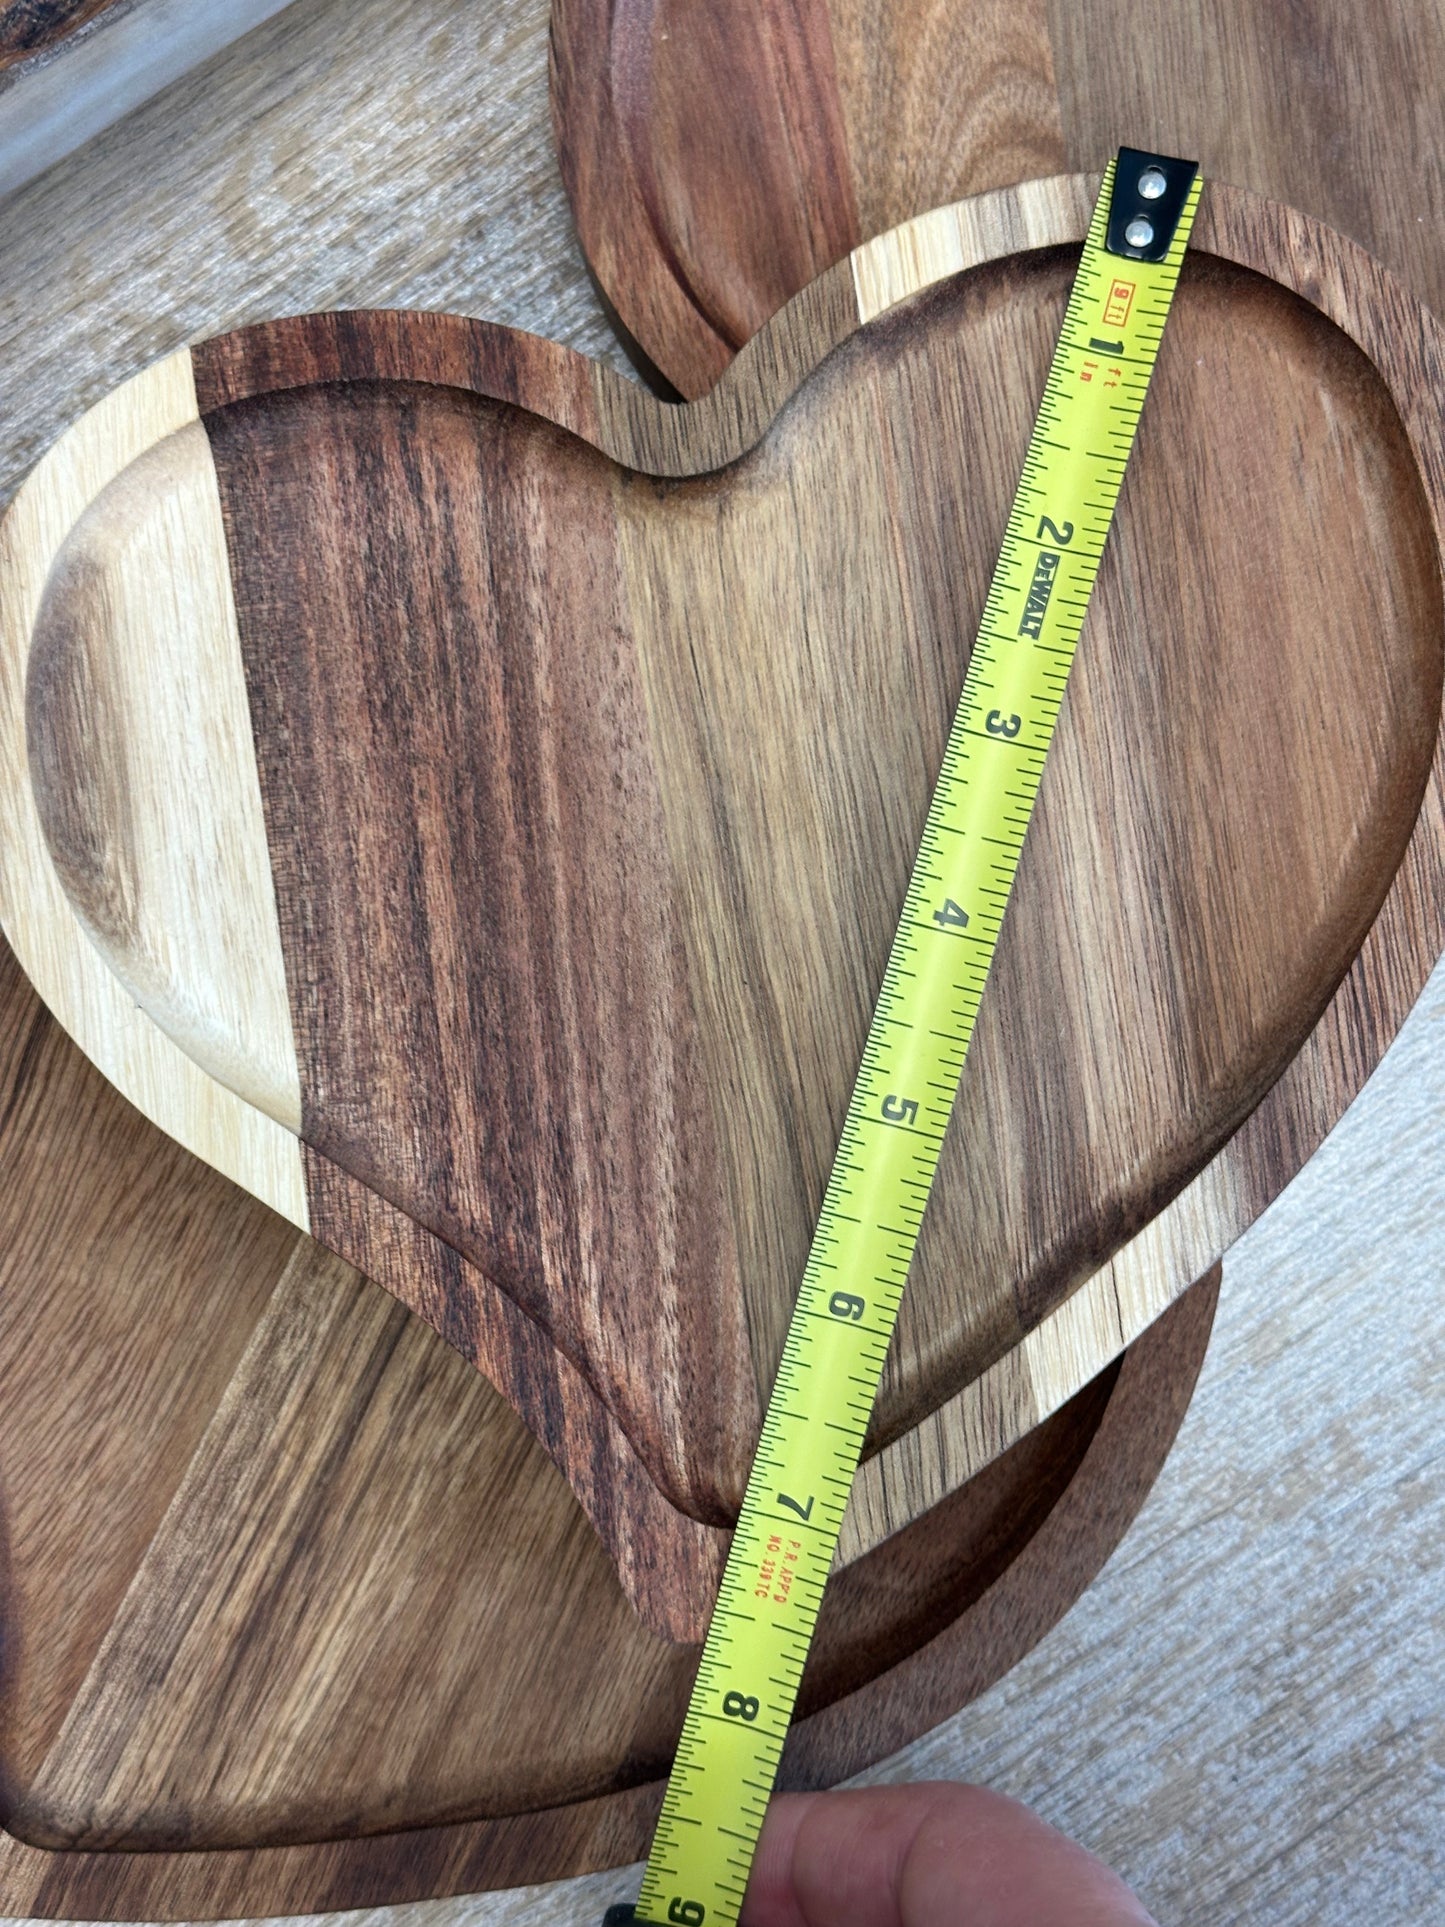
[740,1784,1157,1927]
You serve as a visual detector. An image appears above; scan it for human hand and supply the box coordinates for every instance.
[738,1783,1157,1927]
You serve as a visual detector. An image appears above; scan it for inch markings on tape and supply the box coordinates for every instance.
[621,147,1201,1927]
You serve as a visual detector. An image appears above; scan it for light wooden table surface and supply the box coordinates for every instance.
[0,1,1440,1922]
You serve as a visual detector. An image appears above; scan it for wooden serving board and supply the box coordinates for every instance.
[0,1265,1215,1917]
[5,169,1445,1635]
[549,0,1068,400]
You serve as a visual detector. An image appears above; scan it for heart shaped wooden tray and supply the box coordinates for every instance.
[2,173,1443,1912]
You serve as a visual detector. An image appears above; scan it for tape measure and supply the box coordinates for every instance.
[618,148,1201,1927]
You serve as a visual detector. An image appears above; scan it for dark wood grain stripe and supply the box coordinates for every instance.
[201,375,756,1577]
[192,309,602,442]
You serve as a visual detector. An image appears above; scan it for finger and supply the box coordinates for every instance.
[740,1783,1158,1927]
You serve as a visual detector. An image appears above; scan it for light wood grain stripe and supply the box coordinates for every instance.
[27,420,304,1136]
[850,172,1096,321]
[0,351,308,1229]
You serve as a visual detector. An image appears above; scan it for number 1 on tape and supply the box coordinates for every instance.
[619,148,1201,1927]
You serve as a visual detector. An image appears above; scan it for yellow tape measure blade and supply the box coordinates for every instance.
[626,147,1201,1927]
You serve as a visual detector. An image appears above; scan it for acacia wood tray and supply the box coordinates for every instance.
[2,169,1444,1914]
